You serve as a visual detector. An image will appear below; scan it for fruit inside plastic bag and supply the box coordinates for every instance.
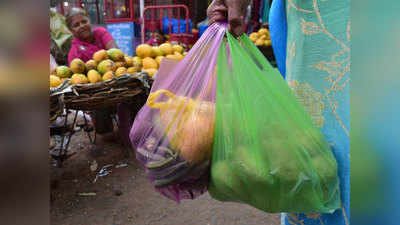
[130,23,227,202]
[209,32,341,213]
[147,89,215,164]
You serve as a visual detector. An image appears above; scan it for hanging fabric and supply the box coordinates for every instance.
[261,0,270,24]
[269,0,287,78]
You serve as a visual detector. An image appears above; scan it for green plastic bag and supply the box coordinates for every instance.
[208,32,341,213]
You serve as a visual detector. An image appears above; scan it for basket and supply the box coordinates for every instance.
[50,80,70,123]
[62,72,152,111]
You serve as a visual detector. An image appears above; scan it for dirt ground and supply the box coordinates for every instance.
[50,116,280,225]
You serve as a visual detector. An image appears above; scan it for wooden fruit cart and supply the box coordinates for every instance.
[50,73,151,167]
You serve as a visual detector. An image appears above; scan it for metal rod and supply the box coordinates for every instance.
[178,7,180,33]
[152,8,155,36]
[130,0,134,19]
[169,8,172,34]
[141,5,190,43]
[103,0,107,19]
[160,8,163,30]
[111,0,115,18]
[140,0,144,43]
[59,109,70,159]
[63,110,79,156]
[95,0,101,24]
[83,111,96,144]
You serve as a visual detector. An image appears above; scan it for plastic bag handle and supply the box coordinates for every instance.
[147,89,176,109]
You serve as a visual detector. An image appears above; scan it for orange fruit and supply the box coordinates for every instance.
[102,71,115,81]
[115,67,128,76]
[142,57,158,69]
[136,44,153,58]
[159,43,173,55]
[87,70,102,83]
[172,45,184,54]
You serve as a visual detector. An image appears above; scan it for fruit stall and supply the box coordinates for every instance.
[49,40,189,165]
[50,48,153,166]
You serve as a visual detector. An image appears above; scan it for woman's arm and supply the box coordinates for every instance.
[95,27,119,50]
[105,39,119,49]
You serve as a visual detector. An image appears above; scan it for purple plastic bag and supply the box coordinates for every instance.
[129,23,226,202]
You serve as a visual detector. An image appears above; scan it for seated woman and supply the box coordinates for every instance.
[146,29,166,46]
[67,7,118,64]
[66,8,137,149]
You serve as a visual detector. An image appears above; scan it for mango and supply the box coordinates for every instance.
[115,67,127,76]
[172,45,184,54]
[174,52,184,60]
[255,39,264,46]
[50,75,61,88]
[258,28,269,36]
[107,48,125,61]
[85,60,98,71]
[87,70,102,83]
[125,56,133,67]
[132,56,142,68]
[102,71,115,81]
[127,67,139,74]
[70,58,86,74]
[209,161,250,202]
[70,74,88,85]
[151,46,163,57]
[249,32,259,42]
[159,43,173,55]
[56,66,71,78]
[115,61,127,68]
[97,59,116,74]
[136,44,152,58]
[142,57,158,69]
[166,54,181,60]
[93,49,109,62]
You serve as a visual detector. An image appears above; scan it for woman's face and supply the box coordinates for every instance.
[70,14,92,40]
[154,33,164,43]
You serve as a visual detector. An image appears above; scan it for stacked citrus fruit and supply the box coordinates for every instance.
[135,43,188,79]
[50,48,142,88]
[249,28,271,47]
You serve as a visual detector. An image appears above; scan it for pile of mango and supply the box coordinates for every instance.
[249,28,271,47]
[50,48,143,88]
[135,43,188,79]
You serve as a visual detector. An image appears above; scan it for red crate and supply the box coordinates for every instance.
[142,4,197,45]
